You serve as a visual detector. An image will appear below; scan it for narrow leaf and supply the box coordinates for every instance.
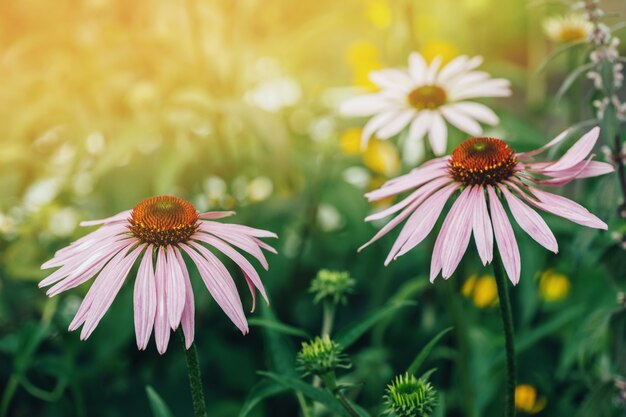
[407,327,453,375]
[248,318,311,339]
[335,301,416,349]
[146,386,175,417]
[556,63,594,101]
[238,380,288,417]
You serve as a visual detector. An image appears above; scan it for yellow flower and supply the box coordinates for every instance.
[365,0,392,30]
[462,274,498,308]
[515,384,547,414]
[420,39,460,65]
[538,269,570,302]
[363,140,400,176]
[543,14,592,43]
[346,41,382,89]
[340,128,363,155]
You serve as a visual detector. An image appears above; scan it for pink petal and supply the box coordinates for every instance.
[365,164,449,201]
[471,186,493,265]
[134,245,156,350]
[166,246,186,330]
[193,233,269,306]
[197,223,270,269]
[542,127,600,172]
[154,248,171,355]
[199,211,236,219]
[175,248,195,349]
[181,243,248,334]
[79,244,145,340]
[517,128,570,159]
[430,186,474,281]
[388,182,459,263]
[79,210,132,227]
[488,186,520,285]
[500,186,558,253]
[365,176,452,222]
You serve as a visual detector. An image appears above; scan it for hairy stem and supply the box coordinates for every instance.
[180,333,208,417]
[493,255,517,417]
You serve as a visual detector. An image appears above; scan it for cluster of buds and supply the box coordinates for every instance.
[577,0,626,121]
[296,336,351,377]
[384,373,438,417]
[309,269,356,305]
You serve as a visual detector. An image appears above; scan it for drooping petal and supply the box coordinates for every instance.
[487,186,520,285]
[198,223,270,269]
[80,245,145,340]
[175,248,195,349]
[364,163,449,202]
[134,245,156,350]
[430,186,474,281]
[500,185,558,253]
[390,182,460,263]
[182,243,248,334]
[166,246,186,330]
[517,128,570,159]
[154,247,171,355]
[471,186,493,265]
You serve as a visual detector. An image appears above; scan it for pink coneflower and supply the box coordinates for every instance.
[360,127,613,284]
[39,196,277,354]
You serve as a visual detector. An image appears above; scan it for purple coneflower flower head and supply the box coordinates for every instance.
[39,196,277,354]
[360,127,613,284]
[340,52,511,155]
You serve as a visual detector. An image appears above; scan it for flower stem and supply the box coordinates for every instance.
[320,373,360,417]
[614,133,626,218]
[493,254,517,417]
[180,333,208,417]
[321,301,336,338]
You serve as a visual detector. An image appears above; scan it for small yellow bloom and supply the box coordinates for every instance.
[420,40,460,65]
[340,128,363,155]
[538,269,570,302]
[462,274,498,308]
[543,14,592,44]
[363,140,400,176]
[346,41,382,89]
[515,384,547,414]
[365,0,392,30]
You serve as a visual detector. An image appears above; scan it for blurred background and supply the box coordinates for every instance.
[1,0,625,416]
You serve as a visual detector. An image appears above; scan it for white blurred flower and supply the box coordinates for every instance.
[0,212,17,235]
[543,13,592,43]
[73,172,94,196]
[343,167,372,189]
[317,204,344,232]
[309,117,336,142]
[48,207,79,237]
[204,176,228,207]
[23,178,61,212]
[247,177,273,203]
[51,143,76,166]
[245,77,302,112]
[86,132,105,155]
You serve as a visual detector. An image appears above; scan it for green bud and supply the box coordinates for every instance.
[384,373,437,417]
[309,269,355,305]
[296,336,351,377]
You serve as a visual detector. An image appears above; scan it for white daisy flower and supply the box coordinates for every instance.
[340,52,512,156]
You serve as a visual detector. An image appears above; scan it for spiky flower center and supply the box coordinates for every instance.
[557,26,588,43]
[128,196,199,246]
[407,85,447,110]
[449,138,517,186]
[385,373,437,417]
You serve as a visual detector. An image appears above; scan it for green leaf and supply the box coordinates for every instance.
[556,63,594,101]
[419,368,438,382]
[258,372,351,417]
[534,41,587,75]
[260,304,298,375]
[335,301,416,349]
[407,327,453,375]
[248,318,311,339]
[145,386,175,417]
[238,380,288,417]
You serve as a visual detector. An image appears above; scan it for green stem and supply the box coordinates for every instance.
[321,301,336,338]
[493,254,517,417]
[320,373,360,417]
[180,333,208,417]
[0,375,19,417]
